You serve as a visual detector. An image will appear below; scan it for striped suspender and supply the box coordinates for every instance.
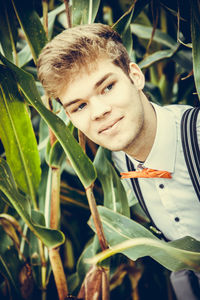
[125,155,168,240]
[125,155,157,225]
[181,107,200,200]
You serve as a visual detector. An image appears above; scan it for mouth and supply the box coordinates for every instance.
[98,117,124,134]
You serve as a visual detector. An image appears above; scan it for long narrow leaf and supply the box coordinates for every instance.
[88,206,200,272]
[0,66,41,204]
[131,24,177,49]
[112,4,135,55]
[138,47,179,69]
[72,0,101,25]
[11,0,47,64]
[0,158,65,248]
[18,3,66,67]
[0,227,21,295]
[0,0,17,63]
[0,252,20,296]
[87,237,200,272]
[131,23,193,71]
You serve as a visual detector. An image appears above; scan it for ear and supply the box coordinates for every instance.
[129,62,145,90]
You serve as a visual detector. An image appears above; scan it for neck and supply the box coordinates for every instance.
[124,92,157,161]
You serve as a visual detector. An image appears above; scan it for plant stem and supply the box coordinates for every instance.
[48,129,68,299]
[50,167,60,229]
[78,132,108,251]
[38,240,47,299]
[42,0,49,38]
[86,186,108,251]
[112,0,137,28]
[64,0,72,28]
[48,248,68,299]
[48,168,69,299]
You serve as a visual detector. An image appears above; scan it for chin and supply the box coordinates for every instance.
[103,141,131,152]
[114,137,138,153]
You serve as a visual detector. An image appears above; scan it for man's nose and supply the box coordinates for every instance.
[91,97,111,120]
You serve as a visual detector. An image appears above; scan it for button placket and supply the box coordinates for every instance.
[156,179,173,212]
[157,182,182,227]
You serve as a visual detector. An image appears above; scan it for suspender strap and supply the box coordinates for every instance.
[181,107,200,201]
[125,155,169,241]
[125,155,151,218]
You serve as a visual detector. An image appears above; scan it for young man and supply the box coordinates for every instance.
[37,23,200,299]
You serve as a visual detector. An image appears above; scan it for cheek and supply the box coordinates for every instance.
[70,114,90,133]
[113,88,134,108]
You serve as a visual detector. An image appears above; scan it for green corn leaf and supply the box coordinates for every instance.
[0,0,17,63]
[47,3,65,39]
[173,49,193,73]
[139,47,179,69]
[131,24,177,49]
[87,236,200,272]
[131,23,192,72]
[94,147,130,217]
[28,210,53,288]
[72,0,101,25]
[18,3,66,67]
[191,0,200,100]
[46,140,66,168]
[112,4,134,55]
[0,54,96,189]
[0,226,22,296]
[0,191,12,208]
[0,158,65,248]
[0,65,41,204]
[18,47,33,68]
[11,0,47,64]
[88,206,200,272]
[0,249,21,297]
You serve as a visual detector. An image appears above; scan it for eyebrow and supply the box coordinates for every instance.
[94,72,113,89]
[63,72,114,109]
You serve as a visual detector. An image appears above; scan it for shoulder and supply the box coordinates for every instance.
[163,104,200,143]
[152,102,193,123]
[163,103,192,118]
[162,104,197,128]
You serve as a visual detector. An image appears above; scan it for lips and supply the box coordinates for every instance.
[98,117,123,134]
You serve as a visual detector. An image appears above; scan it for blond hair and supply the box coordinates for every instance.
[37,23,131,99]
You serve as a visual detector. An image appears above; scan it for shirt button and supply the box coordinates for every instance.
[159,184,164,189]
[174,217,180,222]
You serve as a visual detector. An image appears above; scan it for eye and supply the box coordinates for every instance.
[103,83,114,94]
[71,102,87,113]
[77,103,86,111]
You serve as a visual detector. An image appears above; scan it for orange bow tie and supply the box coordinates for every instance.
[121,168,172,179]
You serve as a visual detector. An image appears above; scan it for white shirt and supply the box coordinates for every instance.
[112,103,200,241]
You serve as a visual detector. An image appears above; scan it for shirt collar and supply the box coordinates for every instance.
[128,103,177,173]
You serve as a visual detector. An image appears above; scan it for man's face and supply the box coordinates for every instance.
[60,59,145,153]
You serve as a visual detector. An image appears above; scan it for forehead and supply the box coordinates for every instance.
[60,59,125,102]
